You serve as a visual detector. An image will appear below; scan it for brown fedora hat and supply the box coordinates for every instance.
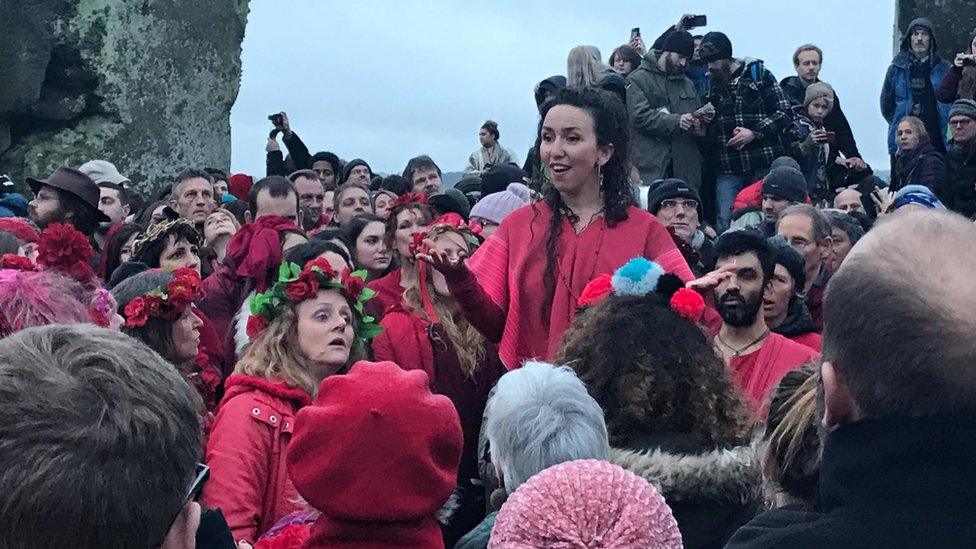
[27,167,111,223]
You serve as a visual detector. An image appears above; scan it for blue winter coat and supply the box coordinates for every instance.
[880,51,951,155]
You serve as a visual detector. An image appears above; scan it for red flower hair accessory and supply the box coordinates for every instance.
[392,192,430,208]
[0,254,37,272]
[37,223,95,283]
[247,260,381,341]
[122,268,204,328]
[670,288,706,322]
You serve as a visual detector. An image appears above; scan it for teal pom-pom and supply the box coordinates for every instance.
[611,257,664,296]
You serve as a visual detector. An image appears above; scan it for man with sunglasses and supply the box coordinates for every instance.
[0,324,224,548]
[647,178,716,275]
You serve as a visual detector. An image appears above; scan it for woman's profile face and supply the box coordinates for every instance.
[171,307,203,363]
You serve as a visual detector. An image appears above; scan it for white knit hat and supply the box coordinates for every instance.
[469,183,530,225]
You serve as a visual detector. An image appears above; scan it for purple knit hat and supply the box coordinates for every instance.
[469,183,530,225]
[489,459,683,548]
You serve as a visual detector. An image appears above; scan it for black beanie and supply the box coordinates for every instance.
[646,178,703,220]
[698,32,733,63]
[480,164,526,197]
[661,30,695,58]
[766,236,806,291]
[762,167,807,203]
[341,159,371,183]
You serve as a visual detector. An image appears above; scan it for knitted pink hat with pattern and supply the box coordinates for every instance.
[489,459,683,548]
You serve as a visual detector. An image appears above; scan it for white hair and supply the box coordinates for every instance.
[486,360,610,493]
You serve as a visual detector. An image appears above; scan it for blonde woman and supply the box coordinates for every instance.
[372,213,505,545]
[203,258,380,545]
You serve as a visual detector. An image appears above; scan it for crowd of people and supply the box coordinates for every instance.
[0,11,975,549]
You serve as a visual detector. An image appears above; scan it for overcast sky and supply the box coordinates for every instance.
[230,0,896,177]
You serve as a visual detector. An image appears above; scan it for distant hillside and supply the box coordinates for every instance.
[442,171,464,188]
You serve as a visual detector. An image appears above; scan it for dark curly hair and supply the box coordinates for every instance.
[532,87,634,326]
[554,291,751,448]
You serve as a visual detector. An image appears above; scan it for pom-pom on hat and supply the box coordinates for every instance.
[489,459,683,549]
[611,257,665,297]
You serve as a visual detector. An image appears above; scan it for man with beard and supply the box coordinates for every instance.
[699,31,793,231]
[627,30,705,189]
[27,167,111,237]
[704,228,817,416]
[881,18,951,164]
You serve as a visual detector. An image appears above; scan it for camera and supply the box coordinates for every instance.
[963,54,976,67]
[268,113,284,127]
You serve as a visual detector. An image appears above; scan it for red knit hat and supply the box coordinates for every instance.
[287,361,462,548]
[228,173,254,201]
[0,218,39,243]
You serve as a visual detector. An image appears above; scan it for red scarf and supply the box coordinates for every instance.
[225,216,301,292]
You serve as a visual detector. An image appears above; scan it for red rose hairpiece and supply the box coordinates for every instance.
[0,254,37,272]
[247,259,380,341]
[392,192,430,208]
[37,223,95,283]
[122,268,204,328]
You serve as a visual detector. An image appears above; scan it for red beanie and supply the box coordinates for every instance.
[228,173,254,201]
[0,218,39,243]
[287,361,462,548]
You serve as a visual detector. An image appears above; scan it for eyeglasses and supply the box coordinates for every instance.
[660,199,698,211]
[155,463,210,547]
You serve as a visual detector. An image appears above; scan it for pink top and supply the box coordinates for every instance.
[445,203,694,369]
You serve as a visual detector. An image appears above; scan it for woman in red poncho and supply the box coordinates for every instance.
[421,88,695,369]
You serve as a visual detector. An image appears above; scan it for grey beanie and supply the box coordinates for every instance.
[949,99,976,122]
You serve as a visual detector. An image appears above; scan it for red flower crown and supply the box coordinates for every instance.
[408,213,483,256]
[246,259,381,341]
[122,268,204,328]
[391,192,430,209]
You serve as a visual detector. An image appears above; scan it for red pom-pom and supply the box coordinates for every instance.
[246,314,269,339]
[670,288,706,322]
[578,274,614,308]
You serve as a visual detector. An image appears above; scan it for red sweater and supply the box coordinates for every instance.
[203,375,312,543]
[445,203,694,369]
[728,332,819,417]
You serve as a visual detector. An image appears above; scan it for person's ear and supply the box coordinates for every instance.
[160,501,200,549]
[244,210,253,224]
[122,204,131,217]
[597,143,615,169]
[821,361,858,429]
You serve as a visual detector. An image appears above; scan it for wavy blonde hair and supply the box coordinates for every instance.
[402,226,486,379]
[235,290,362,395]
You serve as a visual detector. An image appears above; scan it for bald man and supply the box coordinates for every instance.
[728,210,976,548]
[832,187,865,214]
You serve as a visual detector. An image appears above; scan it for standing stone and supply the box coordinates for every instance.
[895,0,976,63]
[0,0,249,196]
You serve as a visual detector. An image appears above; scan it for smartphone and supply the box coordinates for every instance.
[825,131,837,144]
[631,27,641,40]
[685,14,707,28]
[268,113,283,127]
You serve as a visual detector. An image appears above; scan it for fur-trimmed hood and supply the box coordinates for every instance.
[611,443,761,506]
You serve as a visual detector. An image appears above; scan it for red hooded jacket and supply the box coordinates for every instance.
[203,375,313,544]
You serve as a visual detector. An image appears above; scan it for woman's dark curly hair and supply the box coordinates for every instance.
[554,291,751,448]
[531,87,634,326]
[133,221,201,269]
